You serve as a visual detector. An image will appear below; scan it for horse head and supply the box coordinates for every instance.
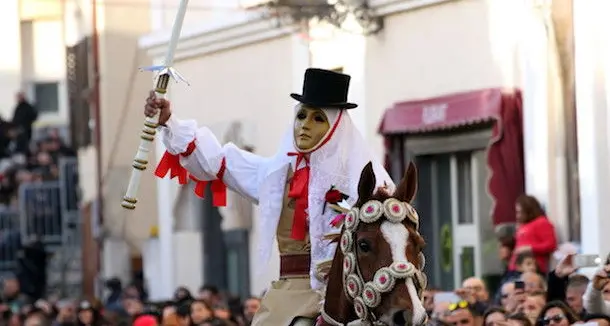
[322,162,428,326]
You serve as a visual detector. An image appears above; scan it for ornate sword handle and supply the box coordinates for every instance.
[121,73,171,210]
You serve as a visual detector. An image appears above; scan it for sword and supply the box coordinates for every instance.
[121,0,190,210]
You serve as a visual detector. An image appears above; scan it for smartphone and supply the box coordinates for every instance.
[434,291,461,304]
[514,281,525,290]
[574,254,602,268]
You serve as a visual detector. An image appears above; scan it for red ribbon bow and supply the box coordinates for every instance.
[154,140,227,207]
[287,152,310,241]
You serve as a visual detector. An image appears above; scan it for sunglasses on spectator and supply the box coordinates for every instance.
[541,314,565,325]
[449,301,470,312]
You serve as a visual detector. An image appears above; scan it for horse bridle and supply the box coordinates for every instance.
[321,198,427,326]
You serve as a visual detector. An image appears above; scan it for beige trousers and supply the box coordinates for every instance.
[251,278,321,326]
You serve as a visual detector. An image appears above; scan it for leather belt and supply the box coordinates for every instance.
[280,254,310,278]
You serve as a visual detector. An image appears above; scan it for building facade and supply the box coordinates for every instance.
[62,0,158,294]
[139,0,610,297]
[1,0,67,126]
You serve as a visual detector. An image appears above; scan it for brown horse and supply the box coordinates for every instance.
[319,162,428,326]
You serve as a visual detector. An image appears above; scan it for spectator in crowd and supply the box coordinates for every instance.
[241,298,259,326]
[457,277,491,315]
[520,292,546,325]
[11,92,38,153]
[499,282,515,311]
[482,307,506,326]
[2,277,29,313]
[173,288,193,307]
[565,275,589,318]
[510,195,557,274]
[583,261,610,315]
[423,289,438,316]
[54,299,77,326]
[76,300,102,326]
[198,286,221,308]
[506,312,532,326]
[446,301,481,326]
[520,272,546,295]
[431,301,452,325]
[103,278,123,315]
[122,294,144,320]
[535,301,580,326]
[133,315,157,326]
[174,302,190,326]
[190,300,227,326]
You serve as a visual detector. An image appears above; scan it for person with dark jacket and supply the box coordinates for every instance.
[11,92,38,153]
[545,253,589,319]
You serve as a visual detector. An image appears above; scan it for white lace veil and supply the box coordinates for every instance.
[255,104,395,290]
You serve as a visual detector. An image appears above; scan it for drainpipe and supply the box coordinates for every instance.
[91,0,104,294]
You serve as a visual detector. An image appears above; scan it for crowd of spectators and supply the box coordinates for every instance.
[0,275,262,326]
[0,92,75,209]
[425,194,610,326]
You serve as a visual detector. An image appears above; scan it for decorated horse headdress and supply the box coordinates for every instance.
[321,162,428,326]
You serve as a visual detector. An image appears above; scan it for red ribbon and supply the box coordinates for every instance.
[287,152,309,241]
[154,140,196,184]
[154,140,227,207]
[190,158,227,207]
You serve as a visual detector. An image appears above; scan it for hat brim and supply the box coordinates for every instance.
[290,94,357,109]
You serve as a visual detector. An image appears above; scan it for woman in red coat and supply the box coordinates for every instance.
[509,195,558,274]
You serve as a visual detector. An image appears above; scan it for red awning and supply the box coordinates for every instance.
[378,88,505,134]
[378,88,524,226]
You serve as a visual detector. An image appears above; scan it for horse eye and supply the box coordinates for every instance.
[357,239,372,253]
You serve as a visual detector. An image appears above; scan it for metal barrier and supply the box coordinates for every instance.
[18,157,80,247]
[19,181,63,245]
[8,157,82,297]
[0,209,21,273]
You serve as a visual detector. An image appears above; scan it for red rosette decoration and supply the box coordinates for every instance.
[323,185,348,214]
[325,188,343,204]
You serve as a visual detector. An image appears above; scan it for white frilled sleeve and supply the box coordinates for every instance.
[157,115,265,204]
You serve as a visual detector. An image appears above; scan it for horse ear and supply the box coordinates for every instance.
[356,162,376,206]
[394,161,418,203]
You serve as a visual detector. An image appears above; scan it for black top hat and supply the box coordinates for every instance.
[290,68,358,109]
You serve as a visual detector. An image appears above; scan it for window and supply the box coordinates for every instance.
[34,82,59,113]
[456,152,473,224]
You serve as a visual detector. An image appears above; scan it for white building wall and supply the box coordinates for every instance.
[574,0,610,258]
[365,0,521,161]
[0,0,22,120]
[28,19,69,125]
[517,0,570,241]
